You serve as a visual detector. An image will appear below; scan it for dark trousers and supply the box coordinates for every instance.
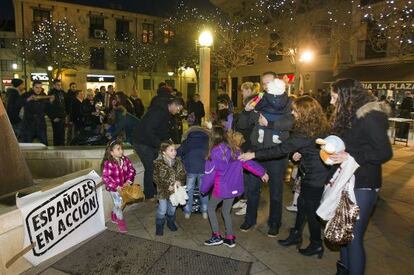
[340,189,378,275]
[51,119,65,146]
[245,157,288,226]
[22,119,48,146]
[294,186,324,245]
[134,143,158,199]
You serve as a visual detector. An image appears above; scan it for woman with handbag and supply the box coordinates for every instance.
[329,79,393,275]
[153,140,186,236]
[101,139,137,233]
[239,96,331,258]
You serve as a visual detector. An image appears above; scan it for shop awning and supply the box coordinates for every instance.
[334,62,414,82]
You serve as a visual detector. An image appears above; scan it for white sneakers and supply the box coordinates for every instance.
[235,205,247,216]
[202,212,208,219]
[232,200,247,209]
[285,204,298,212]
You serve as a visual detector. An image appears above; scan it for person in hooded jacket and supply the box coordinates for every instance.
[328,79,393,275]
[177,126,210,219]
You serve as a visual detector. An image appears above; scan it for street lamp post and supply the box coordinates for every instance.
[198,30,213,119]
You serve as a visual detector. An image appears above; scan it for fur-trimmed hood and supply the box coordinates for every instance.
[182,125,210,140]
[356,101,391,118]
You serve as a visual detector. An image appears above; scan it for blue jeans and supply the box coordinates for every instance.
[184,174,209,214]
[157,199,176,219]
[340,189,378,275]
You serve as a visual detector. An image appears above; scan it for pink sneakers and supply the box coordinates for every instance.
[117,219,128,233]
[111,211,118,224]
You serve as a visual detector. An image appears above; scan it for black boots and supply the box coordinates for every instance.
[278,228,302,247]
[298,242,324,259]
[166,215,178,231]
[155,218,165,236]
[336,261,349,275]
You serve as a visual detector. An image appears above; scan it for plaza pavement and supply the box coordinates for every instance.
[25,144,414,275]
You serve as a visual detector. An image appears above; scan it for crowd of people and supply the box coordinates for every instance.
[99,72,396,275]
[4,79,146,146]
[4,72,410,274]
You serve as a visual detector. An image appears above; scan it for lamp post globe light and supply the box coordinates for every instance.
[198,30,213,118]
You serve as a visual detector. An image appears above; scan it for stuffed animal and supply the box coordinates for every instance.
[316,135,346,165]
[169,185,189,206]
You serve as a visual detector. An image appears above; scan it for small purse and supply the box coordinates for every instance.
[324,190,360,245]
[118,184,144,208]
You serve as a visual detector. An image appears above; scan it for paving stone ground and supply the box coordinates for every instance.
[26,144,414,275]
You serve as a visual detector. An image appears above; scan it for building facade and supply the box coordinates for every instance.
[210,0,414,107]
[1,0,197,106]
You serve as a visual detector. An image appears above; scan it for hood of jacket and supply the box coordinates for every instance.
[182,126,210,140]
[356,101,391,119]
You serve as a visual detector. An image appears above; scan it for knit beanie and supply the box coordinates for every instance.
[12,78,23,88]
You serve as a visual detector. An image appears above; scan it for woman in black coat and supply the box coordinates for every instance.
[240,96,330,258]
[329,79,393,275]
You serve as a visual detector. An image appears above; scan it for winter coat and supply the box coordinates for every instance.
[188,100,205,125]
[255,92,291,115]
[65,89,76,119]
[71,98,84,129]
[133,104,174,149]
[255,134,330,188]
[232,94,258,152]
[201,143,265,199]
[112,107,140,144]
[5,87,23,124]
[130,96,145,118]
[81,100,100,128]
[102,156,136,192]
[48,88,66,120]
[153,157,186,199]
[21,90,50,128]
[399,96,413,118]
[341,101,393,189]
[177,127,209,174]
[236,102,294,150]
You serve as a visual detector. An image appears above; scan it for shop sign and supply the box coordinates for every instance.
[31,73,49,81]
[2,79,12,85]
[86,74,115,82]
[362,82,414,90]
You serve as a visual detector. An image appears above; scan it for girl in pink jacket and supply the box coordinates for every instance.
[101,139,136,233]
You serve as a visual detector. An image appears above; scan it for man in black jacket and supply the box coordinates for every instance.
[6,78,25,140]
[48,79,66,146]
[21,80,51,145]
[133,96,183,199]
[236,72,294,237]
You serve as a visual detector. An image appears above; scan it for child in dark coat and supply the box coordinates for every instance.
[177,126,210,219]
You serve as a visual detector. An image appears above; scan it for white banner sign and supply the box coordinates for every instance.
[16,170,106,266]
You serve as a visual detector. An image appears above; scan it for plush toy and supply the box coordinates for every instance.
[316,135,346,165]
[169,185,189,206]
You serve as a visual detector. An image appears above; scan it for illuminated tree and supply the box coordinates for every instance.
[15,18,88,83]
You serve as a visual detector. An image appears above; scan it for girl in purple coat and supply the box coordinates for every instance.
[101,140,136,233]
[201,126,268,247]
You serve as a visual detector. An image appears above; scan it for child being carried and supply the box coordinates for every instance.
[251,79,291,144]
